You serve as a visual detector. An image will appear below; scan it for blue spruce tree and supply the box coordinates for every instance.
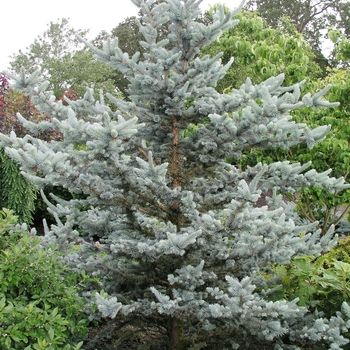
[2,0,350,348]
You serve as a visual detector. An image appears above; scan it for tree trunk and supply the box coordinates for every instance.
[169,316,183,350]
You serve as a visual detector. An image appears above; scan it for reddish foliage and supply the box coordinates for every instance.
[59,88,79,105]
[0,73,78,141]
[0,73,9,94]
[0,73,9,118]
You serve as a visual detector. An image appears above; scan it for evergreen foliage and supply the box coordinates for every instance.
[2,0,350,348]
[94,16,145,97]
[240,65,350,236]
[0,150,36,225]
[283,67,350,235]
[0,73,37,224]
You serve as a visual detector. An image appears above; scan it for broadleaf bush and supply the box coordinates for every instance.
[268,237,350,348]
[0,208,89,349]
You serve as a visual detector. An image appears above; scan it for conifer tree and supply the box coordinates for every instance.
[2,0,350,348]
[0,73,37,224]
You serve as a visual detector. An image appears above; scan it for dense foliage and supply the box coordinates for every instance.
[8,19,120,100]
[0,72,64,224]
[238,65,350,235]
[0,208,89,350]
[201,9,322,92]
[290,68,350,234]
[329,28,350,63]
[245,0,350,68]
[268,236,350,349]
[0,74,38,224]
[94,17,145,96]
[273,237,350,315]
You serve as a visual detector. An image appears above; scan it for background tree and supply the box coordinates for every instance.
[2,0,350,349]
[8,10,208,100]
[245,0,350,70]
[9,18,120,99]
[329,28,350,63]
[202,9,322,92]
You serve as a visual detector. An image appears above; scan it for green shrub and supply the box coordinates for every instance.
[272,238,350,310]
[268,238,350,349]
[0,208,89,350]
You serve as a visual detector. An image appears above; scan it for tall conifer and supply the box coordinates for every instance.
[2,0,350,348]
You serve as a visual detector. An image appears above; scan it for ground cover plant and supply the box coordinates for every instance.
[2,0,350,348]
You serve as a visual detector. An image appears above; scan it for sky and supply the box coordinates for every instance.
[1,0,243,72]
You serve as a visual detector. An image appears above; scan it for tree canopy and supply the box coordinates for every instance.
[202,9,322,92]
[9,18,120,99]
[245,0,350,69]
